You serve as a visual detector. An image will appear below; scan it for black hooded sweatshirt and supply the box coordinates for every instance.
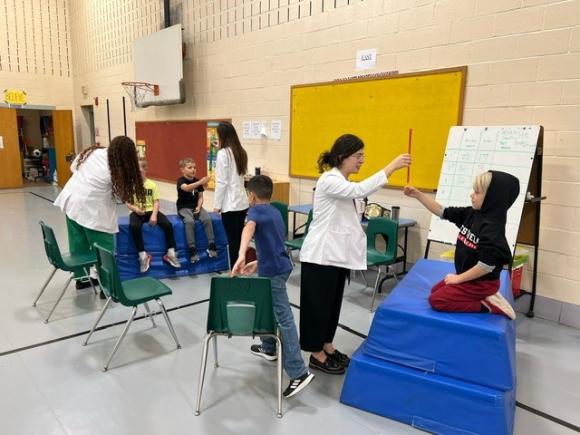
[442,171,520,282]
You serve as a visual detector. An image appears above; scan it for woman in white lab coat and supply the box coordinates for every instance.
[299,134,411,374]
[54,136,145,289]
[213,122,250,267]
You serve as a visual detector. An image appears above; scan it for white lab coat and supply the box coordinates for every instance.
[213,148,249,213]
[53,148,118,233]
[300,167,387,270]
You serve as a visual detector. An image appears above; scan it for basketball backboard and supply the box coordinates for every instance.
[132,24,185,107]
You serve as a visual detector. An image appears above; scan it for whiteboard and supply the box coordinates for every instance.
[428,126,540,254]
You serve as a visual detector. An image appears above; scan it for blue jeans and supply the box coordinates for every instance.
[260,272,308,380]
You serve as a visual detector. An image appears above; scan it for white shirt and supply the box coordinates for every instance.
[213,148,249,213]
[54,148,119,234]
[300,168,388,270]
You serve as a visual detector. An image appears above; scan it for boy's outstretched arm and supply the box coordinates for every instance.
[180,176,210,192]
[231,221,256,276]
[404,185,443,217]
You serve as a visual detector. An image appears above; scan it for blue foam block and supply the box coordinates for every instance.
[341,346,515,435]
[116,214,229,281]
[364,259,516,391]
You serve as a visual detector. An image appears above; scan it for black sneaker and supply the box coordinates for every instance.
[75,278,99,290]
[308,355,345,375]
[190,247,200,263]
[283,372,314,398]
[325,349,351,368]
[250,344,277,361]
[207,242,218,258]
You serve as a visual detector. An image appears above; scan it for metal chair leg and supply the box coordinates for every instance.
[33,267,57,307]
[287,247,295,266]
[213,335,219,368]
[103,306,138,372]
[195,332,215,416]
[370,266,383,312]
[83,296,112,346]
[84,267,98,295]
[156,299,181,349]
[45,275,73,323]
[274,330,283,418]
[143,302,157,327]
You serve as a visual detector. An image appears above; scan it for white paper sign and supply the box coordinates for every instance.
[242,121,252,139]
[259,122,268,137]
[251,121,262,139]
[0,136,4,149]
[270,120,282,140]
[356,48,377,71]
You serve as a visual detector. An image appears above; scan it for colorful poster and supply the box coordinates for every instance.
[206,124,219,190]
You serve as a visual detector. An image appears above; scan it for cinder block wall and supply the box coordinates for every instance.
[4,0,580,309]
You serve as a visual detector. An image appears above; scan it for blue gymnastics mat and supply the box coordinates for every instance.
[116,214,229,281]
[364,259,516,391]
[340,347,515,435]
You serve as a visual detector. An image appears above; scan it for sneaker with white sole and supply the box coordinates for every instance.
[283,372,314,398]
[139,254,152,273]
[250,344,277,361]
[163,254,181,268]
[207,242,218,258]
[483,292,516,320]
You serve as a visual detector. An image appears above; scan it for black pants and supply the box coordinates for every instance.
[129,211,175,252]
[220,209,248,267]
[299,262,349,352]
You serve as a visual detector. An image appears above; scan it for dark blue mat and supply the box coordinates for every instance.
[116,214,229,281]
[341,346,515,435]
[364,259,516,391]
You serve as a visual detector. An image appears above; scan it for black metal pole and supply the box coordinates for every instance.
[164,0,170,28]
[122,96,127,137]
[106,99,111,143]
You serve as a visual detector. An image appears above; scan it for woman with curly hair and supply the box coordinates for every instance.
[54,136,145,289]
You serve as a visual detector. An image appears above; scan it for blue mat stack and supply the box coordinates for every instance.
[116,214,229,281]
[341,259,516,435]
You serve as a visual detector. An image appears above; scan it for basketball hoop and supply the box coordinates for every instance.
[121,81,159,111]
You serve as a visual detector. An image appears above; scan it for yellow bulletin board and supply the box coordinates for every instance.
[289,67,467,190]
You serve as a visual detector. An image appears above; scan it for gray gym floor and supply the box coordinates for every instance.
[1,185,578,435]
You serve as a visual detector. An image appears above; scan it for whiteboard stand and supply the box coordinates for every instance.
[424,126,545,319]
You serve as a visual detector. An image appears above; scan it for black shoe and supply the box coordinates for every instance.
[308,355,345,375]
[325,349,351,368]
[207,242,218,258]
[250,344,277,361]
[283,372,314,398]
[75,278,99,290]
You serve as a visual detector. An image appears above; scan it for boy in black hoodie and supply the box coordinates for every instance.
[404,171,519,319]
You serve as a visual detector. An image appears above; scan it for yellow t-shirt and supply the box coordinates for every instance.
[134,179,159,212]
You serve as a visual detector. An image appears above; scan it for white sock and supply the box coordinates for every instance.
[167,248,175,257]
[139,251,147,260]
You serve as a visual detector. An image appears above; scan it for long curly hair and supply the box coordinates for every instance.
[217,122,248,176]
[107,136,145,204]
[75,145,104,170]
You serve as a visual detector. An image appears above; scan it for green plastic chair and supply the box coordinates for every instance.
[195,276,283,418]
[366,217,399,312]
[284,209,313,263]
[271,201,289,238]
[33,221,98,323]
[83,244,181,372]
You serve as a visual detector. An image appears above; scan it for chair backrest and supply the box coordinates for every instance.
[271,201,289,237]
[207,276,277,335]
[94,243,125,303]
[39,221,66,269]
[304,209,314,236]
[366,217,399,260]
